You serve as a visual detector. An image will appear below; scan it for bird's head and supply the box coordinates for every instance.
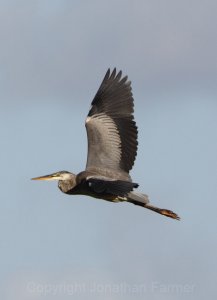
[32,171,77,193]
[31,171,75,182]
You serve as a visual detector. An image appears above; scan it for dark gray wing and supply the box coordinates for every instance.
[86,176,138,197]
[85,68,138,177]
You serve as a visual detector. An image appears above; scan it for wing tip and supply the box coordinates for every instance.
[106,68,131,87]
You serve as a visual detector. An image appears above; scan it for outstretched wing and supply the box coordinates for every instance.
[85,68,138,177]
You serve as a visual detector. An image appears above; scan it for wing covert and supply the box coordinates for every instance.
[87,176,139,197]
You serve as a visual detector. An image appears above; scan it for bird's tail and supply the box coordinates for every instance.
[127,192,180,220]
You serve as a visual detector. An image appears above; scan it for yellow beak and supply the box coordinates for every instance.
[31,173,61,181]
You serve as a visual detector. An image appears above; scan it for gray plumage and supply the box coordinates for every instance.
[86,68,137,179]
[32,68,180,220]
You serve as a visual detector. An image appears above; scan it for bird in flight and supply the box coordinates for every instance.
[32,68,180,220]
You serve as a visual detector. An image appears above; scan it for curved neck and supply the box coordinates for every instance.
[58,175,76,194]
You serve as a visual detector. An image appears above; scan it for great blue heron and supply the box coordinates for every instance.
[32,68,180,220]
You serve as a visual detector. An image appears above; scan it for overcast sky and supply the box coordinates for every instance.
[0,1,217,299]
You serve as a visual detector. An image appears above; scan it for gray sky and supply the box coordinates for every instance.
[0,1,217,299]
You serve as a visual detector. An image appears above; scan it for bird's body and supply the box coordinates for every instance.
[32,68,180,220]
